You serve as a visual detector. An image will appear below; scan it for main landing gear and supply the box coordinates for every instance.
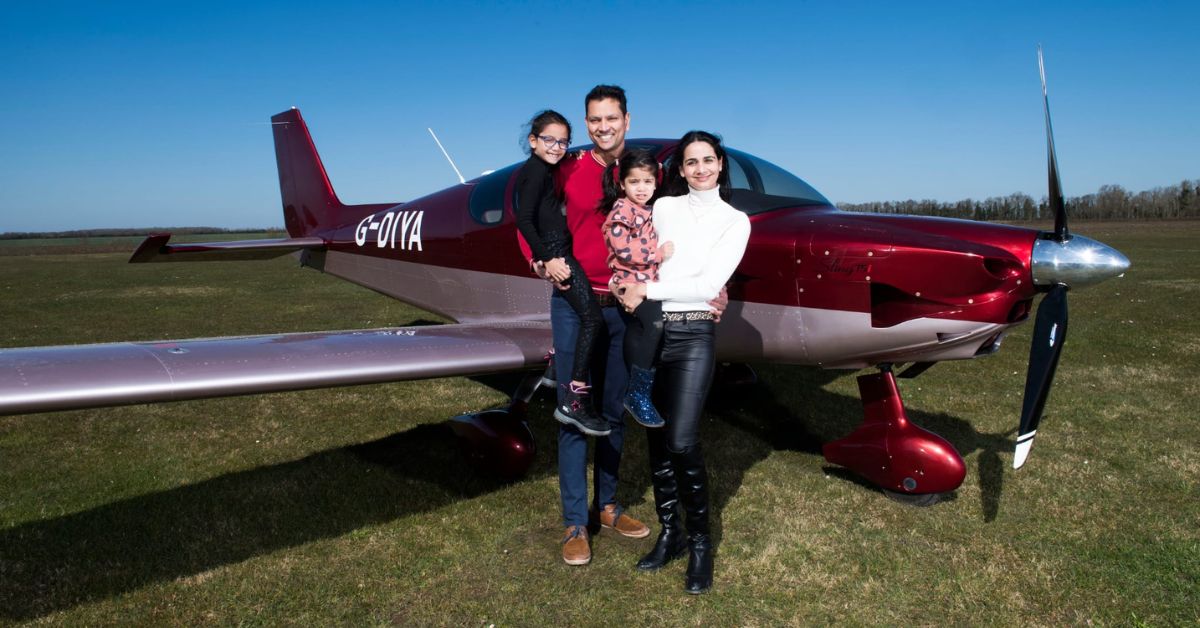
[822,366,965,506]
[447,364,546,480]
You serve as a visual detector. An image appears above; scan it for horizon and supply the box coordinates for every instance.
[2,1,1197,232]
[4,172,1196,237]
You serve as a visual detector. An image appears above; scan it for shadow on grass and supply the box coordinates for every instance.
[0,366,1013,620]
[706,364,1015,524]
[0,400,564,621]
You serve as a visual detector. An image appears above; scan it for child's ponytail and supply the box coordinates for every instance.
[597,160,623,214]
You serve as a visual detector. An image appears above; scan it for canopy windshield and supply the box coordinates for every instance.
[662,146,831,215]
[724,148,831,215]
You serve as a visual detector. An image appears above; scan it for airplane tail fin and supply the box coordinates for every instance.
[271,108,345,237]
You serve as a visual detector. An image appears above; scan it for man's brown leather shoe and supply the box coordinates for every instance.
[562,525,591,565]
[597,504,650,539]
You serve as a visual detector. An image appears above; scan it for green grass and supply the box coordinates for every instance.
[0,225,1196,626]
[0,232,286,257]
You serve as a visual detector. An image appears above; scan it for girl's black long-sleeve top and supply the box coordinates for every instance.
[514,154,568,263]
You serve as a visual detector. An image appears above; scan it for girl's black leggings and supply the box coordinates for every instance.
[623,298,663,371]
[542,231,603,382]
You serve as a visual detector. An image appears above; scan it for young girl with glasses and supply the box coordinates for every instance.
[514,109,610,437]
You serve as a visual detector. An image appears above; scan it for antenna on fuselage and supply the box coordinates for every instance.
[427,128,467,185]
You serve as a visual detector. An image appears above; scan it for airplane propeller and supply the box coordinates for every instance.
[1015,283,1066,468]
[1040,46,1069,243]
[1014,46,1128,468]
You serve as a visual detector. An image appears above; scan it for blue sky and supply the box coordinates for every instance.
[2,1,1196,232]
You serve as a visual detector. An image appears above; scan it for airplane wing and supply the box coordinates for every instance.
[0,322,550,416]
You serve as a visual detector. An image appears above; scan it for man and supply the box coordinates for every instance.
[519,85,651,565]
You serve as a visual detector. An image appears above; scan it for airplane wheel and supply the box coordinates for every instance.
[448,409,536,479]
[882,489,948,507]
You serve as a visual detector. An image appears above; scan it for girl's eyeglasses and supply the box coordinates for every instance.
[539,136,570,150]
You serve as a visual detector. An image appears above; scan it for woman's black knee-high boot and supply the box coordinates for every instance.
[673,444,713,594]
[637,433,687,570]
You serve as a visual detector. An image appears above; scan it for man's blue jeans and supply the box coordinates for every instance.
[552,290,628,527]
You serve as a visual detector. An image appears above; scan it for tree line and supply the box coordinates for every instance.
[837,179,1200,221]
[6,177,1198,237]
[0,227,284,240]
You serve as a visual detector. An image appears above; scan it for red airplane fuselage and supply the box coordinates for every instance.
[293,137,1039,372]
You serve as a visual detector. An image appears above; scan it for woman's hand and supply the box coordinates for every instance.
[708,285,729,322]
[615,282,646,313]
[659,241,675,261]
[545,258,571,283]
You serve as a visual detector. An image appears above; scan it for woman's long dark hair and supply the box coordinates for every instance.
[596,149,661,214]
[662,130,732,201]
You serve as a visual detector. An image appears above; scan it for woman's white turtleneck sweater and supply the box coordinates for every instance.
[645,185,751,312]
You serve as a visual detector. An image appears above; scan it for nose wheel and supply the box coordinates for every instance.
[823,366,965,503]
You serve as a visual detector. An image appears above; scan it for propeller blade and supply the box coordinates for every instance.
[1015,284,1069,468]
[1039,45,1069,242]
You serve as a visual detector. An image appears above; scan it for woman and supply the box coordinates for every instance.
[615,131,750,594]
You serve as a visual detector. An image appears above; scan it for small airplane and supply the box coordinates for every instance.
[0,50,1129,502]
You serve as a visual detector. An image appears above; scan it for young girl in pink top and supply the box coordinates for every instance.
[600,149,673,428]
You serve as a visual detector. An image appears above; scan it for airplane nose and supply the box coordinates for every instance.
[1031,234,1130,289]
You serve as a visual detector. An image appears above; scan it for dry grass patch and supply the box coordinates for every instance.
[1143,278,1200,291]
[55,286,226,300]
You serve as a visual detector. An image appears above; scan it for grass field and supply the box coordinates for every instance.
[0,223,1196,626]
[0,232,286,257]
